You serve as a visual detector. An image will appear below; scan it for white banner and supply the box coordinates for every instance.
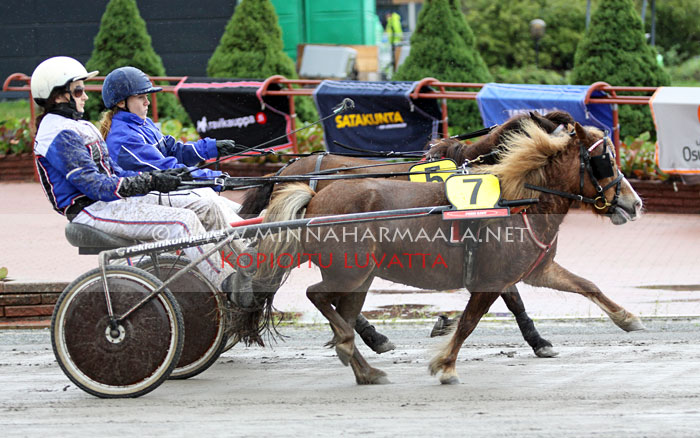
[650,87,700,174]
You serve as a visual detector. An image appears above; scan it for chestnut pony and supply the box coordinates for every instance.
[255,121,643,385]
[240,111,574,358]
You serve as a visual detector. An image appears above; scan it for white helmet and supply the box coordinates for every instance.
[30,56,98,105]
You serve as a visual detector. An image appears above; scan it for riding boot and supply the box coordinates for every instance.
[355,314,395,354]
[430,314,457,337]
[222,244,259,309]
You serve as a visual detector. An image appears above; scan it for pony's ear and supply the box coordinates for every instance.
[574,122,586,140]
[530,111,557,132]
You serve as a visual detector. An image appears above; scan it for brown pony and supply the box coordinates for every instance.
[239,111,576,357]
[255,121,643,385]
[239,110,575,217]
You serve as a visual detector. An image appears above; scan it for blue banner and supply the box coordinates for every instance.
[313,81,441,153]
[476,83,614,137]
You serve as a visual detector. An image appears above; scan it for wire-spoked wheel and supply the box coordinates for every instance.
[135,254,228,379]
[51,265,183,398]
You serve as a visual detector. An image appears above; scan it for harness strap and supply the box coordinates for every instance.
[520,210,558,280]
[308,153,326,191]
[524,183,597,204]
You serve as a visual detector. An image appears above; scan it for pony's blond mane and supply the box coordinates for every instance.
[473,120,601,201]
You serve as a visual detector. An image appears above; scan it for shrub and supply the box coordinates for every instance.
[462,0,586,72]
[491,67,567,85]
[207,0,317,123]
[669,56,700,86]
[619,131,668,180]
[571,0,670,138]
[159,119,199,143]
[83,0,188,122]
[648,0,700,65]
[0,118,33,155]
[395,0,493,133]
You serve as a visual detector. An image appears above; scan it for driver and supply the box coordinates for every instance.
[31,56,236,294]
[100,66,243,226]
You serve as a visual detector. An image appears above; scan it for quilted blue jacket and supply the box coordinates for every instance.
[105,111,222,181]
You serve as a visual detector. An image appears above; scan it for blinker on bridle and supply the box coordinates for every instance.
[525,134,623,210]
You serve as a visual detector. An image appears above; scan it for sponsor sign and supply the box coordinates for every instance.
[476,83,614,138]
[313,80,442,154]
[176,78,292,152]
[650,87,700,174]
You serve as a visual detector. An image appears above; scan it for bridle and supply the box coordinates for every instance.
[515,131,624,281]
[524,133,624,211]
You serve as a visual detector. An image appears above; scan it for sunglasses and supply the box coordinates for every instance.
[70,86,85,98]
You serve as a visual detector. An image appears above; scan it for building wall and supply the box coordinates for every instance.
[0,0,237,97]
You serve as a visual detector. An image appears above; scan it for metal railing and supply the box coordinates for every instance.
[4,72,658,160]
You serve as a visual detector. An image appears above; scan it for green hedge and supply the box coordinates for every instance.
[395,0,492,133]
[83,0,188,123]
[207,0,316,123]
[571,0,670,138]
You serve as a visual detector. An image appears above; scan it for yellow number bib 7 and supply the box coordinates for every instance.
[445,174,501,210]
[409,159,457,183]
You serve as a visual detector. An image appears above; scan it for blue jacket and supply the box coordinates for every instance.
[34,114,138,216]
[105,111,222,181]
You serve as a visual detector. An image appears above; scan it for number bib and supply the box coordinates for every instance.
[445,174,501,210]
[409,159,457,183]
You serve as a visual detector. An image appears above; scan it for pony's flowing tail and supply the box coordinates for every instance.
[230,183,315,346]
[254,183,315,287]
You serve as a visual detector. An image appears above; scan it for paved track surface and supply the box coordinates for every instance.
[1,318,699,437]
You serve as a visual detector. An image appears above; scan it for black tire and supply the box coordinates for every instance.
[51,265,184,398]
[136,255,227,379]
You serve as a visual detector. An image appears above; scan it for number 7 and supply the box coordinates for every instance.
[462,178,482,204]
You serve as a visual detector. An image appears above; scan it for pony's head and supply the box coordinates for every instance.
[572,123,643,225]
[479,120,642,225]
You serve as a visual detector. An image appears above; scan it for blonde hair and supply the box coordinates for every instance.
[99,109,119,139]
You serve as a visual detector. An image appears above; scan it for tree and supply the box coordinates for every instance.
[207,0,316,122]
[462,0,586,72]
[394,0,493,133]
[84,0,186,122]
[572,0,670,137]
[648,0,700,65]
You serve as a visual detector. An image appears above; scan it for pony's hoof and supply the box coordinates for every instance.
[356,369,390,385]
[621,316,645,332]
[372,340,395,354]
[440,374,460,385]
[535,346,559,358]
[373,375,391,385]
[610,311,646,332]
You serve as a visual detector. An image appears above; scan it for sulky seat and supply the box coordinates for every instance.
[65,222,137,255]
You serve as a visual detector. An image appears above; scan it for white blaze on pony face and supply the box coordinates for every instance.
[598,139,643,225]
[617,176,644,222]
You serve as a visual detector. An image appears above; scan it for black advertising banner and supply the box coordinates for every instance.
[176,77,292,151]
[313,80,441,153]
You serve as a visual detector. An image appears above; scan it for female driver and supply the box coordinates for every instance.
[31,56,235,293]
[100,66,243,225]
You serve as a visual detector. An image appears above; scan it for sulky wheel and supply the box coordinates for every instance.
[135,254,228,379]
[51,265,184,398]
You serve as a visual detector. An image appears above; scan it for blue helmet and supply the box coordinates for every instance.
[102,67,162,109]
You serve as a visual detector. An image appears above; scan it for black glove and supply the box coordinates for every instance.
[149,170,182,193]
[216,139,240,157]
[118,173,153,197]
[117,171,182,197]
[161,167,194,181]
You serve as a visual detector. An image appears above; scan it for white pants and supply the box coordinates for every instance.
[135,188,242,231]
[73,198,234,288]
